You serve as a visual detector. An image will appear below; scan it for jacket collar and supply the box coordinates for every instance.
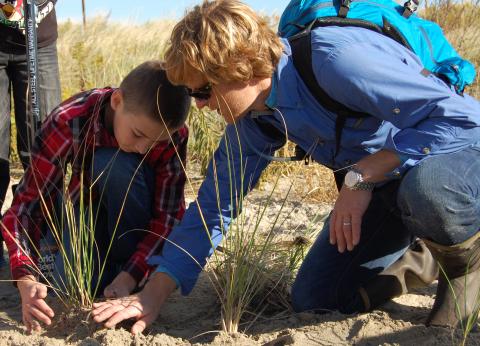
[265,39,302,110]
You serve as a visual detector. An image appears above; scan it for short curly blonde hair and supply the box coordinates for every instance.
[164,0,284,85]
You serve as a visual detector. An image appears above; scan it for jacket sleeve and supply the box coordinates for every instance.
[148,116,285,295]
[313,37,480,175]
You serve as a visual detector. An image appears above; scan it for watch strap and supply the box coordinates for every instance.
[350,180,375,191]
[345,168,375,191]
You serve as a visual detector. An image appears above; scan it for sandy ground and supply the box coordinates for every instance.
[0,175,479,345]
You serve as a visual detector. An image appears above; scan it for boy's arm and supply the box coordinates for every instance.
[1,106,74,281]
[121,127,189,283]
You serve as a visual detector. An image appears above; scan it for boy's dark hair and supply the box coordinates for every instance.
[119,61,191,129]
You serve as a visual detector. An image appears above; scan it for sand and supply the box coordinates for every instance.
[0,175,479,346]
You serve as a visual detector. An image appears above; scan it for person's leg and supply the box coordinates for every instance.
[0,51,10,211]
[291,181,415,313]
[37,42,61,121]
[397,146,480,327]
[398,147,480,245]
[0,51,11,266]
[9,52,30,169]
[9,42,60,170]
[90,147,155,293]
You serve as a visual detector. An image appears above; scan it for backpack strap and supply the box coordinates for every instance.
[288,17,414,157]
[288,19,372,157]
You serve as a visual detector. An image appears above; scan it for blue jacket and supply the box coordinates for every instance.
[150,26,480,295]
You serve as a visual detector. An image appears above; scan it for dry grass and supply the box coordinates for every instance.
[57,17,176,98]
[9,3,477,205]
[421,0,480,97]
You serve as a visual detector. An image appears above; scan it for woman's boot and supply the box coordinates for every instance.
[358,239,438,311]
[424,232,480,328]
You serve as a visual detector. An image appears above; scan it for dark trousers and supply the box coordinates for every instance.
[0,41,61,211]
[291,147,480,313]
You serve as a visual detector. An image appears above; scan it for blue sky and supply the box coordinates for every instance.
[55,0,291,23]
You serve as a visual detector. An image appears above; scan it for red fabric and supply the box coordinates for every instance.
[1,88,188,282]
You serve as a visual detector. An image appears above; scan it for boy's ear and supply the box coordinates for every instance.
[110,89,123,111]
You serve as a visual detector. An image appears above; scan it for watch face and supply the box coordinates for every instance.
[345,170,361,187]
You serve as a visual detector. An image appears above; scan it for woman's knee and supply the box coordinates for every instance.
[397,157,479,244]
[291,272,330,312]
[290,229,345,313]
[291,269,364,314]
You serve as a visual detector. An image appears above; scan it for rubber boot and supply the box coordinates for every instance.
[424,232,480,328]
[358,239,439,311]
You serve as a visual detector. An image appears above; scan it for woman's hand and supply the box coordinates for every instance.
[329,186,372,252]
[92,272,176,334]
[329,149,401,252]
[17,275,55,332]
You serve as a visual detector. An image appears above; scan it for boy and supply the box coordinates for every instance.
[1,60,191,332]
[92,0,480,335]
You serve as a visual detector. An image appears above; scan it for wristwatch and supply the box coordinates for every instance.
[344,169,376,191]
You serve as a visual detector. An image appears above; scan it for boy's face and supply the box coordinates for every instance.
[110,90,171,154]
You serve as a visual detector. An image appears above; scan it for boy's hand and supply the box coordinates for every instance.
[103,271,137,298]
[17,275,55,332]
[92,272,176,334]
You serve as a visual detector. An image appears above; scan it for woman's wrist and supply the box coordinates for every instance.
[354,149,401,183]
[143,272,176,302]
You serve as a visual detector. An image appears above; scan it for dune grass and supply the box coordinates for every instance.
[4,0,480,337]
[8,2,475,202]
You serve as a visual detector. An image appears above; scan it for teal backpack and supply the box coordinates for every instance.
[277,0,477,157]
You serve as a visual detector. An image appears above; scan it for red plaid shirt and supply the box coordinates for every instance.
[1,88,188,282]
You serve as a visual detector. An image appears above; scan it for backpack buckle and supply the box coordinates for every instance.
[338,0,351,18]
[402,0,419,18]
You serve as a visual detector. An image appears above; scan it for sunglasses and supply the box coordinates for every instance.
[188,82,213,101]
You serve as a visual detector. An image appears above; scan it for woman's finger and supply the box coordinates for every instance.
[104,304,143,329]
[334,214,347,253]
[93,299,118,309]
[342,216,354,251]
[351,213,362,247]
[93,302,128,323]
[92,301,116,316]
[35,284,48,300]
[131,311,156,335]
[329,211,337,245]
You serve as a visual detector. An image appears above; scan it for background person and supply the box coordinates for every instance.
[0,0,61,209]
[0,0,61,266]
